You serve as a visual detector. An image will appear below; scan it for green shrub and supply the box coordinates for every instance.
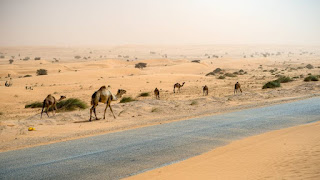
[305,64,314,69]
[224,73,237,77]
[36,69,48,75]
[304,75,319,82]
[56,98,88,111]
[25,101,43,108]
[120,97,135,103]
[206,72,215,76]
[139,92,150,97]
[190,100,198,105]
[262,80,281,89]
[276,76,293,83]
[213,68,222,73]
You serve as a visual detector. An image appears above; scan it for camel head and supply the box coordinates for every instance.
[59,96,66,101]
[182,82,185,86]
[116,89,126,98]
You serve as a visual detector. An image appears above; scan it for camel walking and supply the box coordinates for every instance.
[41,95,66,118]
[203,85,208,96]
[90,86,126,121]
[154,88,160,99]
[234,82,242,94]
[173,82,185,93]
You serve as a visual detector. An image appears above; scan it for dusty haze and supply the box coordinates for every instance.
[0,0,320,46]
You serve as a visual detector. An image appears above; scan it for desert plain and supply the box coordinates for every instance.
[0,45,320,178]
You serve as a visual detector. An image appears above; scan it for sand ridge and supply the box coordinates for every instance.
[0,45,320,151]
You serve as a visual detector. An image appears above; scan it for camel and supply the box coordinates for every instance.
[90,86,126,121]
[234,82,242,94]
[154,88,160,99]
[41,95,66,118]
[173,82,185,93]
[203,85,208,96]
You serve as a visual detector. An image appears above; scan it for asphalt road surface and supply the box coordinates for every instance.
[1,97,319,180]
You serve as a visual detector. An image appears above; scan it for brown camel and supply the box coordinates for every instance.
[41,95,66,118]
[234,82,242,94]
[154,88,160,99]
[90,86,126,121]
[173,82,185,93]
[203,85,208,96]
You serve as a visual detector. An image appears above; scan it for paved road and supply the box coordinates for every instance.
[1,97,320,179]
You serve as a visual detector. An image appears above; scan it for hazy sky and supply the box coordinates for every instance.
[0,0,319,46]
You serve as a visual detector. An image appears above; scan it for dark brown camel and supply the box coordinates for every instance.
[203,85,208,96]
[173,82,185,93]
[234,82,242,94]
[41,95,66,118]
[154,88,160,99]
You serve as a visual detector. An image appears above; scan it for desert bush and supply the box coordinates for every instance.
[56,98,88,111]
[36,69,48,75]
[304,75,319,82]
[74,55,81,59]
[233,72,239,75]
[218,75,225,79]
[9,59,14,64]
[213,68,222,73]
[34,57,41,60]
[262,80,281,89]
[305,64,314,69]
[276,76,293,83]
[138,92,150,97]
[23,57,30,61]
[239,69,244,73]
[0,112,3,115]
[190,100,198,106]
[225,73,237,77]
[135,62,147,69]
[24,74,32,77]
[120,97,135,103]
[205,72,215,76]
[191,60,200,63]
[0,55,5,59]
[151,107,159,112]
[25,101,43,108]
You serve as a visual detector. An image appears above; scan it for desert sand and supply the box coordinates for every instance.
[127,121,320,180]
[0,45,320,152]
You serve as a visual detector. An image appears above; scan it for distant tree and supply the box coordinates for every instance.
[36,69,48,75]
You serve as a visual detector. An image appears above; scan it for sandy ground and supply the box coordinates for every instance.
[127,121,320,180]
[0,45,319,152]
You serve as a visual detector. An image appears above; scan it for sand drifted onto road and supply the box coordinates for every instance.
[127,121,320,180]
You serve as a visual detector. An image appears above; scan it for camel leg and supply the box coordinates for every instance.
[90,104,99,121]
[103,99,110,119]
[46,106,49,117]
[108,102,116,119]
[173,87,175,93]
[240,88,242,93]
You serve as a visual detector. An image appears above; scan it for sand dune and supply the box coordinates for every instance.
[0,45,320,152]
[127,121,320,180]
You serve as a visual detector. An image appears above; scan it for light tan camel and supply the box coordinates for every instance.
[90,86,126,121]
[203,85,208,96]
[173,82,185,93]
[41,95,66,118]
[154,88,160,99]
[234,82,242,94]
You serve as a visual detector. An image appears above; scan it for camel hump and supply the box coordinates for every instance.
[99,86,107,90]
